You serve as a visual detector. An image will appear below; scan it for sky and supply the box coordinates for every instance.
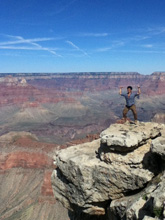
[0,0,165,74]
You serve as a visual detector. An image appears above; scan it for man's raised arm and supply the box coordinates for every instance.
[137,86,141,95]
[119,86,123,95]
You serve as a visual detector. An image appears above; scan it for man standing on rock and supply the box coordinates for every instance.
[119,86,141,123]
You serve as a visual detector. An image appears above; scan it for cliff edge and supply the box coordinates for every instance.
[52,122,165,220]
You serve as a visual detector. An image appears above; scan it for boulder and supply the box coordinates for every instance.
[109,172,165,220]
[142,216,156,220]
[151,136,165,159]
[100,122,162,152]
[52,122,165,218]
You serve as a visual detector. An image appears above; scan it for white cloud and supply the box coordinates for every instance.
[66,40,89,57]
[95,40,125,53]
[0,35,62,57]
[110,49,165,54]
[66,40,79,50]
[79,32,109,37]
[0,46,42,50]
[146,26,165,35]
[48,0,77,16]
[0,37,55,46]
[142,44,153,48]
[95,47,112,52]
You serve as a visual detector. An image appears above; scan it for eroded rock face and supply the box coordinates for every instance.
[100,122,162,152]
[0,132,68,220]
[109,172,165,220]
[52,122,165,219]
[151,136,165,160]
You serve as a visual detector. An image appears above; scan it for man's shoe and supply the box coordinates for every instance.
[124,120,130,125]
[134,120,139,125]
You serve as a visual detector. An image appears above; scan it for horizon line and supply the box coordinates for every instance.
[0,71,164,75]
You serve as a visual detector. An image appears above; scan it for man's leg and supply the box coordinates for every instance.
[130,105,137,121]
[123,106,129,122]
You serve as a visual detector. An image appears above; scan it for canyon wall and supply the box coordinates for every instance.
[0,131,69,220]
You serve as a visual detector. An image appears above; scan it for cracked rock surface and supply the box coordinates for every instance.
[51,122,165,220]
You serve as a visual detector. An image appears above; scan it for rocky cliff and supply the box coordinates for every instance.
[52,122,165,220]
[0,72,165,94]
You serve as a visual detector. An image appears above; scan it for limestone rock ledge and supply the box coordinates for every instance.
[51,122,165,220]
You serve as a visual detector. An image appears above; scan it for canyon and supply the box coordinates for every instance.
[0,72,164,220]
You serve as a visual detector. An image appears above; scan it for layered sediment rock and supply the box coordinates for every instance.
[0,131,70,220]
[52,122,165,220]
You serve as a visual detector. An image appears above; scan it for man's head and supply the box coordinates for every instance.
[127,86,132,93]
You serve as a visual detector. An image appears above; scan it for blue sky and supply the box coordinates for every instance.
[0,0,165,74]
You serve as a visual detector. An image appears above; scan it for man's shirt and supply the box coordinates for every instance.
[121,93,139,107]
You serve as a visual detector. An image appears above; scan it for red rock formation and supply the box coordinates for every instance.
[0,133,59,220]
[0,152,53,170]
[12,136,58,153]
[41,171,54,196]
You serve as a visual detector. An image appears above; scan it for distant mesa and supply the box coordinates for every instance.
[0,75,27,86]
[152,113,165,124]
[20,77,27,86]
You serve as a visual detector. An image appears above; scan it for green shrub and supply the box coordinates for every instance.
[142,194,148,201]
[153,206,163,218]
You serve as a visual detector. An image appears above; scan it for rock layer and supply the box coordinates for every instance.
[0,132,69,220]
[52,122,165,220]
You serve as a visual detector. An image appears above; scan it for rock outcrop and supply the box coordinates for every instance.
[152,113,165,124]
[52,122,165,220]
